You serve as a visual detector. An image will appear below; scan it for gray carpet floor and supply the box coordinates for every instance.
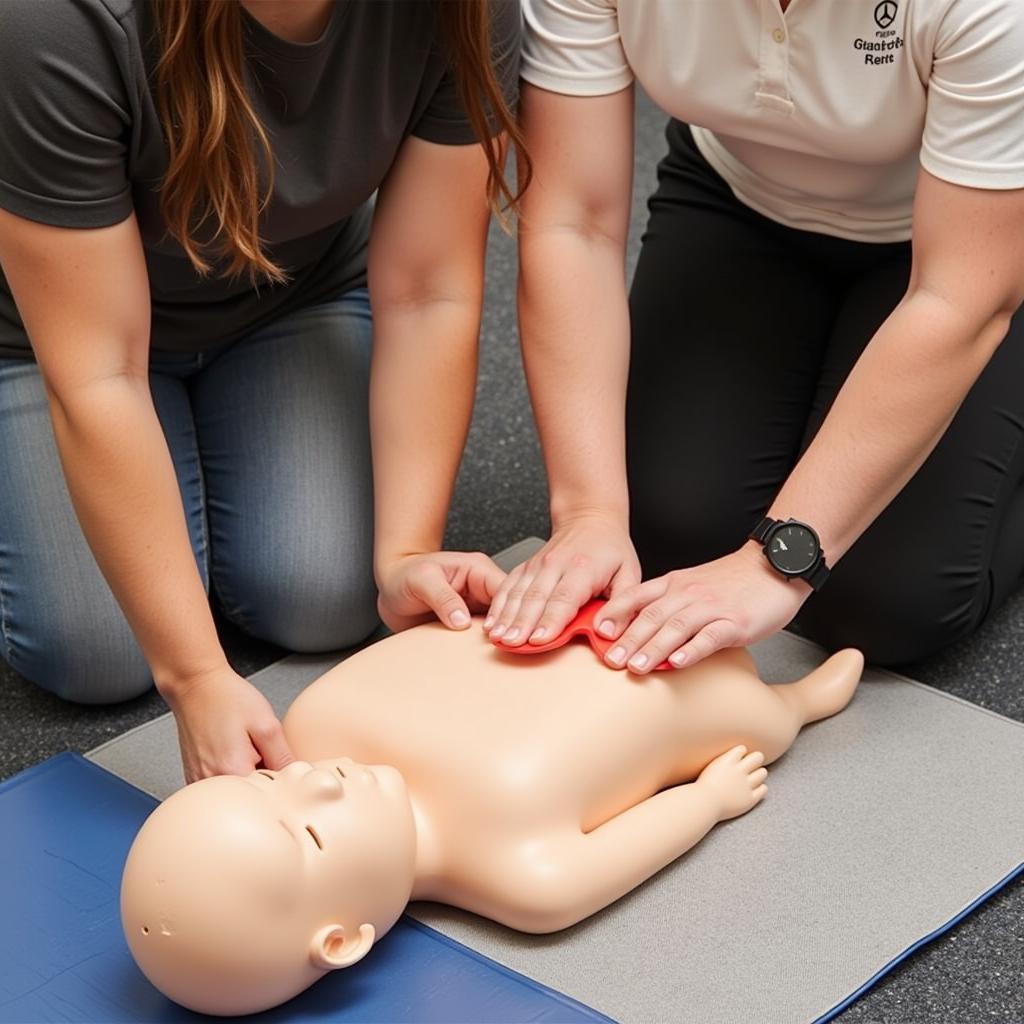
[1,91,1021,1022]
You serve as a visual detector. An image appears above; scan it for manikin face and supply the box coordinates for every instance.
[121,759,416,1016]
[245,758,411,884]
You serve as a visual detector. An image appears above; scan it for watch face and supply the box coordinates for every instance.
[767,523,819,575]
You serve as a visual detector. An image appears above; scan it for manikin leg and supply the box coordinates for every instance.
[755,648,864,763]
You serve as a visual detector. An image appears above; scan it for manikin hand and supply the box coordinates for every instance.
[377,551,506,633]
[595,543,810,673]
[484,514,641,647]
[164,667,295,784]
[697,746,768,820]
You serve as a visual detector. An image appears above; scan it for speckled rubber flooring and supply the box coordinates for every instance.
[1,92,1021,1023]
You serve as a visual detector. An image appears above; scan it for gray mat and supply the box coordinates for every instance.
[87,540,1024,1023]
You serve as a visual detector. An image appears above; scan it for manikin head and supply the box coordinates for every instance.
[121,759,416,1016]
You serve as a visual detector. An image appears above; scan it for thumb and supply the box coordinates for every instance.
[253,719,296,771]
[410,562,472,629]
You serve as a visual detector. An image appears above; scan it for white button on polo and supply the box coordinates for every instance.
[772,27,785,43]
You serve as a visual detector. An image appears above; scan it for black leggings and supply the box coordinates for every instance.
[626,121,1024,666]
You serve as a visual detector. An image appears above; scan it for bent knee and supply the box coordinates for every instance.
[260,595,380,653]
[221,571,380,653]
[802,617,944,667]
[798,572,982,667]
[6,626,151,705]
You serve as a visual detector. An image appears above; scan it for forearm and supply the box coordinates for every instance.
[518,229,631,526]
[516,83,634,531]
[46,376,226,692]
[768,290,1012,561]
[370,299,480,575]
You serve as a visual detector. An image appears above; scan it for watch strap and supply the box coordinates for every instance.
[749,516,777,545]
[806,558,830,592]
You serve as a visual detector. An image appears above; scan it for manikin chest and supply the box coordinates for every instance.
[282,626,699,830]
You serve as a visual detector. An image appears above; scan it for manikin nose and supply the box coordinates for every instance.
[301,766,346,801]
[274,761,345,799]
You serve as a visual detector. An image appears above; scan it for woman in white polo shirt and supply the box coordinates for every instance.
[486,0,1024,669]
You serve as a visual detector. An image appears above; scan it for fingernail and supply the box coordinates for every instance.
[629,653,649,671]
[450,610,469,627]
[597,619,615,638]
[608,646,626,666]
[670,652,687,667]
[504,627,520,642]
[490,624,506,639]
[530,628,548,643]
[483,616,495,630]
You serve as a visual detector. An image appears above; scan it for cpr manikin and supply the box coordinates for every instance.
[121,608,863,1015]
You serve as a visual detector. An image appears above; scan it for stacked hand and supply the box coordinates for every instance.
[594,543,811,673]
[378,531,810,680]
[483,514,641,646]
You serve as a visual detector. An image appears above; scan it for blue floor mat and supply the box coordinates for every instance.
[0,754,610,1024]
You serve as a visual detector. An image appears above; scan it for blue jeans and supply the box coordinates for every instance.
[0,288,378,704]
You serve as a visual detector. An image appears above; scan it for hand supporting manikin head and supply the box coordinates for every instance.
[121,759,417,1016]
[122,615,863,1016]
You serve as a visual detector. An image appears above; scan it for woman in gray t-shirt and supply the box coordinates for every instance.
[0,0,522,782]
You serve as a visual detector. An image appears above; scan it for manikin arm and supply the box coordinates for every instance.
[496,747,767,933]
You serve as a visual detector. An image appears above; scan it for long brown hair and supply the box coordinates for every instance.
[152,1,529,284]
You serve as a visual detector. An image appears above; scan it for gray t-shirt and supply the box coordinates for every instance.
[0,0,520,358]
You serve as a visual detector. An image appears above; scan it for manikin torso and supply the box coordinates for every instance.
[284,622,861,930]
[291,628,761,834]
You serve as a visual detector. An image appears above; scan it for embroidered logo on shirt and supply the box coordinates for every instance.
[854,2,904,65]
[874,1,898,30]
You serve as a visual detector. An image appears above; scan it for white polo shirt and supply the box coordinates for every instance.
[521,0,1024,241]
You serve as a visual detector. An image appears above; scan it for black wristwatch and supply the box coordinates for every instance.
[748,516,830,591]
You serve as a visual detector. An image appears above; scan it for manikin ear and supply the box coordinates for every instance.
[309,923,376,971]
